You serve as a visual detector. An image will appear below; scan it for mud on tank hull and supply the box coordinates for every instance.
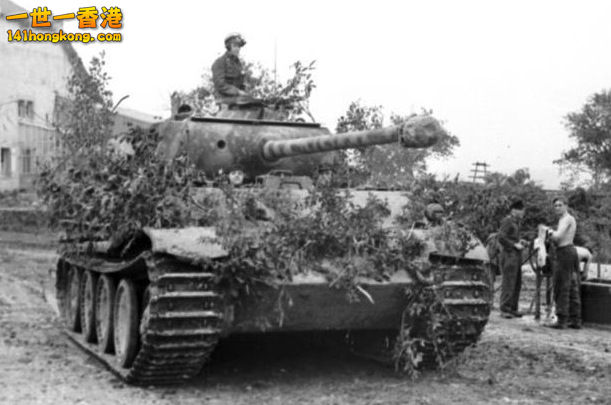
[55,226,492,385]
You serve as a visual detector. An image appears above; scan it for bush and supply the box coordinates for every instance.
[402,171,553,243]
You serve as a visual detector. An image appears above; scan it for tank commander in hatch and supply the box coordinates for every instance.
[211,33,250,105]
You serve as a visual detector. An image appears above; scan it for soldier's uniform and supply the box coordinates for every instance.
[211,52,246,103]
[498,214,522,316]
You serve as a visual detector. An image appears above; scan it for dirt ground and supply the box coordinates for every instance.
[0,237,610,405]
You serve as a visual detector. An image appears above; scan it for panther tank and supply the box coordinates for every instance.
[55,106,492,385]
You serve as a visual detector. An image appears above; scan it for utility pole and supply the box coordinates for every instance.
[471,161,489,183]
[273,38,277,85]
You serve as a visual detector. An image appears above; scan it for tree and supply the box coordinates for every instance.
[58,51,115,154]
[335,100,460,187]
[556,89,611,188]
[38,53,201,245]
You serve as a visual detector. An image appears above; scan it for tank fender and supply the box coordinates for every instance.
[142,226,228,262]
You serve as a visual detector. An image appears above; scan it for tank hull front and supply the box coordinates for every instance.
[228,258,491,334]
[228,272,414,333]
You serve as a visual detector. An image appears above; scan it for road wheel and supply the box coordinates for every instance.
[96,275,116,353]
[66,266,82,332]
[113,279,140,368]
[80,271,98,343]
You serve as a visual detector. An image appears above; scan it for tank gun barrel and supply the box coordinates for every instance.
[262,115,445,161]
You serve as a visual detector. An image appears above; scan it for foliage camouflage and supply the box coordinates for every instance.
[210,181,431,303]
[395,285,458,378]
[37,126,200,248]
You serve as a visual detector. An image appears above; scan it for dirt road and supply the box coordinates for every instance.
[0,245,610,405]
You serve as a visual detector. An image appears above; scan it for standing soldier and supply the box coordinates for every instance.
[211,33,250,104]
[545,197,582,329]
[498,200,528,318]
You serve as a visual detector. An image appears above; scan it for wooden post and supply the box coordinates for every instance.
[545,276,552,318]
[534,272,541,320]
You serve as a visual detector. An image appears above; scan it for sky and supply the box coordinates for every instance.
[9,0,611,188]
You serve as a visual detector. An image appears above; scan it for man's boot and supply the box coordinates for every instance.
[568,319,582,329]
[545,316,568,329]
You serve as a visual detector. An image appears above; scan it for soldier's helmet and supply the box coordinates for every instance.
[425,203,444,221]
[224,33,246,49]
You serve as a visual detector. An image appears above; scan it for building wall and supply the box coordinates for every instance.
[0,12,72,190]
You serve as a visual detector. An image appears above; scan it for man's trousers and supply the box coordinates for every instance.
[500,250,522,313]
[553,245,581,325]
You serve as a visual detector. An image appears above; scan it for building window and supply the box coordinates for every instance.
[1,148,12,177]
[18,100,34,119]
[21,148,32,174]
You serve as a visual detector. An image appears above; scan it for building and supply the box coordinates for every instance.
[0,0,79,190]
[0,0,162,191]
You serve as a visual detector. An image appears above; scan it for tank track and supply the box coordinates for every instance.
[411,259,492,369]
[351,258,491,369]
[59,253,223,385]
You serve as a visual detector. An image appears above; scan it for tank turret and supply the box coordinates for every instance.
[156,114,445,181]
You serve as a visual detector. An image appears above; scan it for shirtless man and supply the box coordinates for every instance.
[545,197,582,329]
